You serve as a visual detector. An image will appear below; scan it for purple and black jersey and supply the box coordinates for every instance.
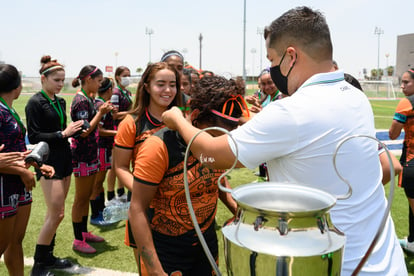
[70,93,98,164]
[95,98,115,149]
[112,86,132,127]
[0,103,27,193]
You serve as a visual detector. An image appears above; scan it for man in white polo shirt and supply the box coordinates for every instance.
[162,6,407,275]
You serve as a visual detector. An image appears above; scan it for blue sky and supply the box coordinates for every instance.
[1,0,412,79]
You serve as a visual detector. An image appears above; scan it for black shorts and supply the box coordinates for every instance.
[401,159,414,198]
[35,145,73,180]
[0,175,32,219]
[153,222,218,276]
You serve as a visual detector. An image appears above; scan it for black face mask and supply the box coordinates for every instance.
[269,50,296,95]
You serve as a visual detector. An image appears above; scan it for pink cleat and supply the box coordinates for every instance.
[72,239,96,254]
[82,231,105,243]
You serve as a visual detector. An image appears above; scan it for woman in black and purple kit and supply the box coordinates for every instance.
[107,66,132,203]
[0,64,54,276]
[70,65,113,254]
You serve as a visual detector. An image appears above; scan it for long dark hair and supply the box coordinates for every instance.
[129,62,183,128]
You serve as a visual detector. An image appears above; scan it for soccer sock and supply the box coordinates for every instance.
[99,191,105,213]
[82,216,88,233]
[34,244,50,263]
[90,199,99,219]
[259,164,266,177]
[73,221,84,241]
[107,191,115,201]
[48,233,57,260]
[117,187,125,197]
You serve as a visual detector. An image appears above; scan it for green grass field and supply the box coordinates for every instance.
[1,93,413,275]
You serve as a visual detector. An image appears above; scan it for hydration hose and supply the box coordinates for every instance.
[333,134,395,276]
[183,127,239,276]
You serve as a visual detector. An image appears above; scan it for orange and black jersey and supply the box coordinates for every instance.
[394,95,414,163]
[133,127,222,236]
[114,113,164,165]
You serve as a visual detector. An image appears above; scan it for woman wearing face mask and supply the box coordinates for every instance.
[70,65,113,254]
[25,55,84,275]
[108,66,132,203]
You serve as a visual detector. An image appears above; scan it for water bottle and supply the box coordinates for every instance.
[102,201,130,223]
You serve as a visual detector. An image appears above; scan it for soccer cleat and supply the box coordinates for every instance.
[399,237,414,254]
[90,213,115,226]
[72,239,96,254]
[82,231,105,243]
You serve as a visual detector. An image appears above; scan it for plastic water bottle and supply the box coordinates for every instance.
[102,202,130,223]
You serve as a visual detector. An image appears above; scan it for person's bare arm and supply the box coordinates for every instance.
[380,151,402,185]
[218,177,237,215]
[113,147,134,191]
[81,102,113,138]
[389,120,403,140]
[98,124,117,137]
[162,107,243,169]
[129,181,167,276]
[0,146,25,168]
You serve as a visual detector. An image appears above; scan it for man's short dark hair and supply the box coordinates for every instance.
[264,6,332,61]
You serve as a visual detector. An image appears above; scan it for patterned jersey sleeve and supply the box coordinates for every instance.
[394,98,413,124]
[133,135,169,186]
[94,100,105,126]
[114,114,136,150]
[71,95,91,122]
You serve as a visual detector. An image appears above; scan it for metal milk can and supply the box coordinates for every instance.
[222,182,345,276]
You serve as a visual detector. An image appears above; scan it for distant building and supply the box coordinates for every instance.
[396,33,414,79]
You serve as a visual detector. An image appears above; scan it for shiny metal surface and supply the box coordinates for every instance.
[231,182,337,217]
[222,182,345,276]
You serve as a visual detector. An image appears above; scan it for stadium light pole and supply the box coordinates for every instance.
[199,33,203,70]
[146,27,154,64]
[374,26,384,80]
[257,27,264,71]
[242,0,246,81]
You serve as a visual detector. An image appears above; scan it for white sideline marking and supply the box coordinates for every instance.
[0,256,138,275]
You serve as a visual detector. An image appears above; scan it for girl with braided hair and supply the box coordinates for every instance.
[129,75,244,275]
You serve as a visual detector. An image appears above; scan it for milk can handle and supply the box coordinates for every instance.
[183,126,236,276]
[333,134,396,275]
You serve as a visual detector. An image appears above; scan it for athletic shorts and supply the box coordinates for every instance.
[128,220,218,276]
[98,147,112,172]
[402,159,414,198]
[0,176,32,219]
[72,161,99,177]
[36,147,73,180]
[154,223,218,275]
